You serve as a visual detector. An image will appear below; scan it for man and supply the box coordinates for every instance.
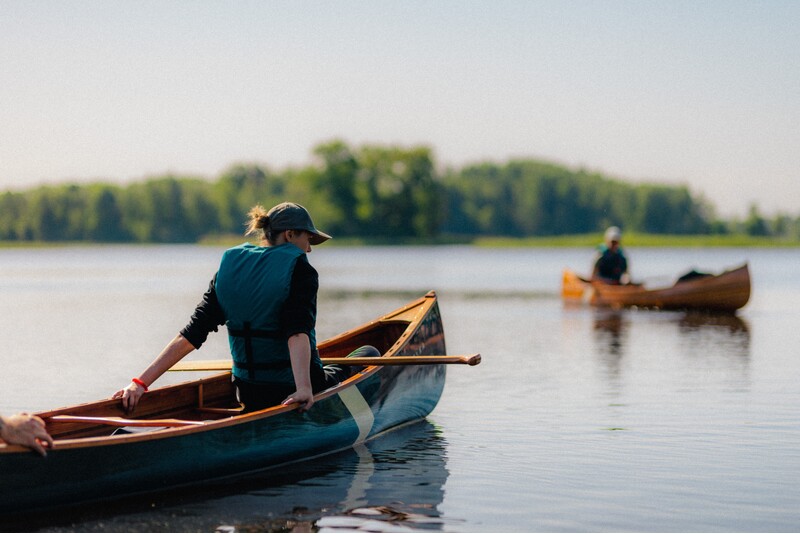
[592,226,630,285]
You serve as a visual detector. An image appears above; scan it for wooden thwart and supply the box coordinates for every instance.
[170,354,481,372]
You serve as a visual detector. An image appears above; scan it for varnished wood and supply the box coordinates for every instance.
[168,353,482,372]
[562,263,750,312]
[48,415,205,427]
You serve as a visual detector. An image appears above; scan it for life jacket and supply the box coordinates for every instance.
[215,243,319,384]
[595,245,628,282]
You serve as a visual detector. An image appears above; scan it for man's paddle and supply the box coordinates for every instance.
[169,354,481,372]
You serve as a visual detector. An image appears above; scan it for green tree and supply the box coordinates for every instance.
[27,187,63,241]
[0,192,27,240]
[356,145,441,238]
[86,186,130,242]
[311,140,360,235]
[744,204,770,236]
[214,165,284,234]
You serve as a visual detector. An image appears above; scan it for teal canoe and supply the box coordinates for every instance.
[0,291,463,519]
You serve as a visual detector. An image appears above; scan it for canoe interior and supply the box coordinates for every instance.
[37,316,412,442]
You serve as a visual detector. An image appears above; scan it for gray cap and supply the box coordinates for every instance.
[267,202,332,245]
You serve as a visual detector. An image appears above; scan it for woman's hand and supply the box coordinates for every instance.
[282,387,315,412]
[111,334,197,413]
[112,381,147,413]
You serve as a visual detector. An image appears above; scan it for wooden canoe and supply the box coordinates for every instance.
[0,291,465,517]
[562,263,750,312]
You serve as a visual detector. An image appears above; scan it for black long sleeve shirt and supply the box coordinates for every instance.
[180,254,319,349]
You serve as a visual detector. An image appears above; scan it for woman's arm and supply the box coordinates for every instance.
[180,274,226,349]
[281,333,315,412]
[112,275,225,413]
[112,334,196,413]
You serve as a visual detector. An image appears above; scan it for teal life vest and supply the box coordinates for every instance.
[595,244,628,282]
[215,243,320,384]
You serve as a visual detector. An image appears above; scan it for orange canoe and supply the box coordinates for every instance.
[562,263,750,312]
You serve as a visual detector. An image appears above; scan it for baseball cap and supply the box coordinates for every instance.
[267,202,332,245]
[604,226,622,243]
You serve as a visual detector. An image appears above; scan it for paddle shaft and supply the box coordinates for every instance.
[330,354,480,366]
[170,354,481,372]
[48,415,204,427]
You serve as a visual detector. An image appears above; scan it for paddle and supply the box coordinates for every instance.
[48,415,205,428]
[577,273,645,286]
[169,354,481,372]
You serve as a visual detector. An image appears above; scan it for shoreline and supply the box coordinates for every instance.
[1,234,799,249]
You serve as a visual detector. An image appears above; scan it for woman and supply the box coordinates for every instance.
[113,202,376,414]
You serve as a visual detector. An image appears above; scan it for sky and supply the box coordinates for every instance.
[1,0,798,218]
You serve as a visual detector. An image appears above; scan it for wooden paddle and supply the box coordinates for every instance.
[48,415,205,428]
[169,353,481,372]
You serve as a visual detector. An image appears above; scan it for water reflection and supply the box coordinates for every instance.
[592,309,627,356]
[591,309,628,382]
[34,421,449,533]
[675,311,751,367]
[590,308,752,383]
[677,310,750,336]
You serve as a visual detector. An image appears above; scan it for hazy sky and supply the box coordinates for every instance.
[2,0,798,217]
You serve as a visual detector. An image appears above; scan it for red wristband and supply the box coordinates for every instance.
[132,378,149,392]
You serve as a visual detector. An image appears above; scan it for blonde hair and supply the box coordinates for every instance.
[245,205,273,243]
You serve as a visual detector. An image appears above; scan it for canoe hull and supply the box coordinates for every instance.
[562,264,750,312]
[0,292,447,517]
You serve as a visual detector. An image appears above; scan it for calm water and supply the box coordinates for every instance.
[2,245,800,532]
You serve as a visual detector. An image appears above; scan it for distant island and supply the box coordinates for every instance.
[2,140,797,245]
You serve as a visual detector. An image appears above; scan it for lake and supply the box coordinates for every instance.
[1,244,799,532]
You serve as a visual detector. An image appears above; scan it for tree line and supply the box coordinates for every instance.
[1,140,797,243]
